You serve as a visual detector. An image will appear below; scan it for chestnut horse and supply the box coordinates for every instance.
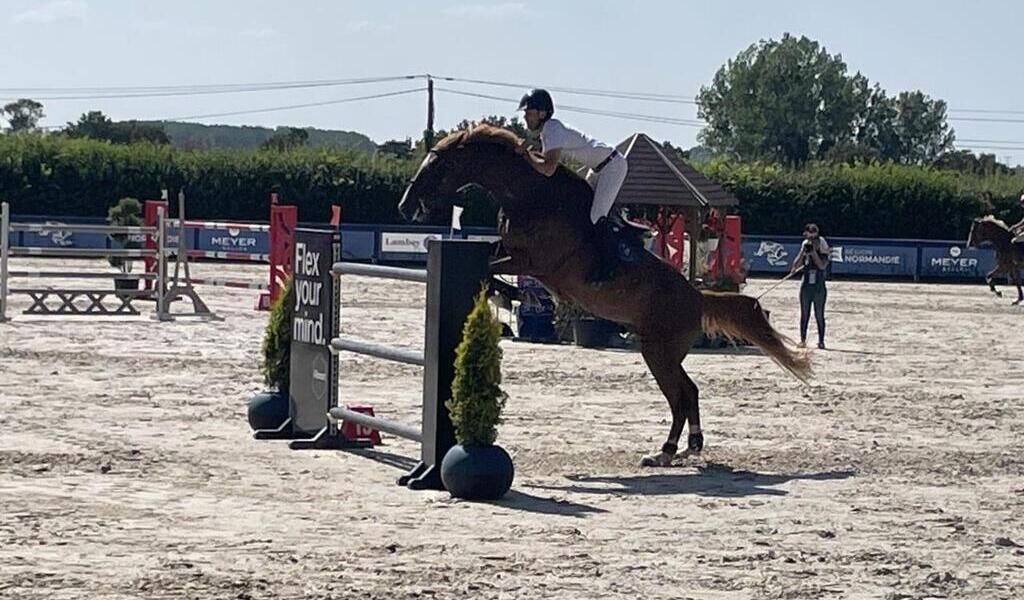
[967,216,1024,304]
[399,126,811,466]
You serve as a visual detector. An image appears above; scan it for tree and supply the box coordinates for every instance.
[934,149,1011,175]
[697,34,955,167]
[3,98,45,132]
[65,110,115,140]
[64,111,170,145]
[697,34,869,165]
[378,138,414,158]
[260,127,309,151]
[887,91,955,164]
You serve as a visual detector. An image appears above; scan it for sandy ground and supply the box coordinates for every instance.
[1,259,1023,600]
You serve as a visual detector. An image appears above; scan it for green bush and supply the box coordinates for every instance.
[260,276,295,392]
[0,134,417,224]
[3,133,1021,239]
[699,158,1023,239]
[105,196,142,272]
[447,290,507,446]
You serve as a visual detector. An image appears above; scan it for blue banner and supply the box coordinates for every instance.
[919,244,996,278]
[340,230,375,261]
[194,227,268,255]
[743,239,802,273]
[829,244,917,277]
[7,208,1016,283]
[19,229,112,249]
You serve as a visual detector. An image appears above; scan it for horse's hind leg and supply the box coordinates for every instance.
[681,368,703,453]
[986,266,1004,297]
[639,341,697,467]
[1012,268,1023,305]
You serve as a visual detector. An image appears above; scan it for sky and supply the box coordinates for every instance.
[2,0,1023,165]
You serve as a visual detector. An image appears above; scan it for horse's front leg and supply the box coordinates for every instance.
[1011,267,1023,305]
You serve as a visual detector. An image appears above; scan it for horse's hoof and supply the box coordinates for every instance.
[688,432,705,453]
[995,291,1003,298]
[640,452,673,467]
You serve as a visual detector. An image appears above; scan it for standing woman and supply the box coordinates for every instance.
[790,223,830,349]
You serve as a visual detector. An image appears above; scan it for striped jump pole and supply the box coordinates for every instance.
[183,250,271,262]
[0,202,171,319]
[183,277,268,291]
[143,190,296,310]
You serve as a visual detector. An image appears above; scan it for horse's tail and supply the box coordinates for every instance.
[700,291,812,382]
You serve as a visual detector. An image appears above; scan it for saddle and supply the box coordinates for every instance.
[604,211,651,264]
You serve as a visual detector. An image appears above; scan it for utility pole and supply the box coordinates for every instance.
[424,75,436,151]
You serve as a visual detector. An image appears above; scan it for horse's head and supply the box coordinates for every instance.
[398,152,456,225]
[398,125,526,225]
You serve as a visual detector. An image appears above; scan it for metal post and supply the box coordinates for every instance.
[400,239,492,490]
[0,202,10,322]
[156,207,170,321]
[175,190,189,285]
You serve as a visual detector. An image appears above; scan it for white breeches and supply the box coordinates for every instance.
[585,156,628,224]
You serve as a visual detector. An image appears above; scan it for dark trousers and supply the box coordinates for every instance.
[799,283,827,345]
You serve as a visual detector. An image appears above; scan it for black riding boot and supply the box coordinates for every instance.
[586,218,619,283]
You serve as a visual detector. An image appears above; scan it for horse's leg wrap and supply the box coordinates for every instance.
[687,432,704,453]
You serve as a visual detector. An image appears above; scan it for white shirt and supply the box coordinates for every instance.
[540,118,615,170]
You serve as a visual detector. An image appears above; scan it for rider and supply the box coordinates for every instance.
[1012,193,1024,243]
[516,89,629,282]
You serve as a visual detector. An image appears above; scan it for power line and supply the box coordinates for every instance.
[435,87,704,127]
[163,88,425,122]
[6,72,1024,120]
[0,75,425,98]
[957,138,1024,145]
[949,108,1024,116]
[956,144,1024,151]
[948,115,1024,124]
[0,74,423,94]
[435,75,698,105]
[437,76,1024,125]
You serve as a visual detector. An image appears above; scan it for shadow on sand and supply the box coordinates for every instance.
[528,462,855,499]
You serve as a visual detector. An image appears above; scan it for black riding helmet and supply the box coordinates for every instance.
[518,88,554,117]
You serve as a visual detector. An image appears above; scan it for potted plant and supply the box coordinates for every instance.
[248,276,294,430]
[440,289,514,500]
[106,197,143,294]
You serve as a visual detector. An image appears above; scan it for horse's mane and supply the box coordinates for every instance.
[432,124,594,224]
[977,215,1010,230]
[433,124,523,153]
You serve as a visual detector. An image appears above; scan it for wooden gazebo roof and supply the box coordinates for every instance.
[612,133,738,209]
